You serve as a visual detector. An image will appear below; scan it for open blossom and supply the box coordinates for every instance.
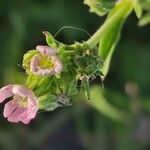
[0,84,38,124]
[30,45,63,76]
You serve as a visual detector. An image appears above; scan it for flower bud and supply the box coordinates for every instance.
[23,45,63,76]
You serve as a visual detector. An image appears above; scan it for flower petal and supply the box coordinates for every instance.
[27,106,38,119]
[18,111,29,123]
[36,68,54,76]
[3,99,19,118]
[18,106,38,124]
[18,95,38,124]
[28,96,38,106]
[21,119,30,124]
[12,85,32,97]
[0,85,13,103]
[54,60,63,74]
[30,54,39,72]
[30,55,54,76]
[51,56,63,74]
[7,107,26,123]
[36,45,56,56]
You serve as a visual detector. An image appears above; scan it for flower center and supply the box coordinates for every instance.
[39,55,54,69]
[14,94,28,108]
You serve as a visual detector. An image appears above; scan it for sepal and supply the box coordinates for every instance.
[22,50,38,70]
[38,93,61,111]
[43,31,57,48]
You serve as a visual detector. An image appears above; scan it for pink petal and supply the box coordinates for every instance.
[3,99,19,118]
[27,106,38,119]
[18,106,37,124]
[21,119,30,124]
[18,96,38,124]
[30,55,39,72]
[7,107,26,123]
[30,55,53,76]
[0,84,13,103]
[12,85,32,97]
[54,60,63,74]
[17,110,29,123]
[36,45,56,56]
[51,56,63,74]
[36,68,54,76]
[28,96,38,106]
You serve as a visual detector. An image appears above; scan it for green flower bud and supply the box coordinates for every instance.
[74,43,103,79]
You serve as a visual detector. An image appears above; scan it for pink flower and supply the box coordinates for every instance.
[0,84,38,124]
[30,45,63,76]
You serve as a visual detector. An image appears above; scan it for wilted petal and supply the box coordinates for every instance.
[36,45,56,56]
[3,99,19,118]
[0,85,13,103]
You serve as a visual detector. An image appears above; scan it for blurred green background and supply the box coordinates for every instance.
[0,0,150,150]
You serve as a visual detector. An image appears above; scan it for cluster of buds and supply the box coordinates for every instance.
[74,46,102,81]
[0,31,103,124]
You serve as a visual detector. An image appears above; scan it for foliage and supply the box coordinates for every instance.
[0,0,150,150]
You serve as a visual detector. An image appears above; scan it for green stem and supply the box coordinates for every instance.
[90,86,128,122]
[86,0,133,48]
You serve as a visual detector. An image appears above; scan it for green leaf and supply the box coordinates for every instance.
[22,50,38,69]
[138,12,150,26]
[90,86,126,122]
[38,93,61,111]
[25,74,42,90]
[99,0,133,78]
[84,0,116,16]
[132,0,142,18]
[43,31,57,47]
